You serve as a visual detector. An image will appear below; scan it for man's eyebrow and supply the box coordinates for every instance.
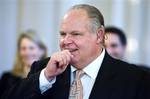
[60,31,80,33]
[70,31,83,34]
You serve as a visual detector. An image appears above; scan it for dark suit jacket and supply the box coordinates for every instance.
[0,72,21,99]
[2,52,150,99]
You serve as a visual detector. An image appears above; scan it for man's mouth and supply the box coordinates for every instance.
[69,49,78,52]
[64,48,78,52]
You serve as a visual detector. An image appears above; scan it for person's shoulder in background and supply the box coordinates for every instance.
[0,71,22,98]
[138,65,150,73]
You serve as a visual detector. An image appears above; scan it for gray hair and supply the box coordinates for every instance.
[69,4,104,32]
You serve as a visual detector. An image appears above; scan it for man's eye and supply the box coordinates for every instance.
[111,44,117,48]
[72,33,81,36]
[73,33,79,35]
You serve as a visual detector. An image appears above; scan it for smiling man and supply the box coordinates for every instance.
[2,4,150,99]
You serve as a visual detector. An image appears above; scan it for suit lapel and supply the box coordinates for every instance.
[89,51,118,99]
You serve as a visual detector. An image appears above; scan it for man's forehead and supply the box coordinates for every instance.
[61,10,90,26]
[105,33,121,42]
[105,33,119,38]
[62,9,88,20]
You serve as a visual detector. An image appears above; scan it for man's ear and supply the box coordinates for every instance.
[96,26,105,44]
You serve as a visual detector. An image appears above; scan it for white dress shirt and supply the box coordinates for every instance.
[39,49,105,99]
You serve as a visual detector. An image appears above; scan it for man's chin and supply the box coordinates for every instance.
[70,59,78,65]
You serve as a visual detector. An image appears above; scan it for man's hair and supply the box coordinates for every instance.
[69,4,104,32]
[105,26,127,45]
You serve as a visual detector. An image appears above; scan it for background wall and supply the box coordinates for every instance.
[0,0,150,75]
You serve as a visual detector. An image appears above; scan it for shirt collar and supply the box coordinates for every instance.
[71,49,105,79]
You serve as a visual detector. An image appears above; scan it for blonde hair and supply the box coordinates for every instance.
[12,30,47,77]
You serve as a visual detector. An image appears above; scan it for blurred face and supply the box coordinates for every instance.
[60,9,103,69]
[19,37,44,67]
[104,33,126,59]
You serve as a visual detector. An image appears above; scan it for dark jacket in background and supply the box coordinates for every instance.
[0,72,21,99]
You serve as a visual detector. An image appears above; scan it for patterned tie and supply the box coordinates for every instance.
[69,70,84,99]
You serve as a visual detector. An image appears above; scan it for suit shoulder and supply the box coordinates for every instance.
[29,57,50,76]
[114,59,148,77]
[36,57,50,65]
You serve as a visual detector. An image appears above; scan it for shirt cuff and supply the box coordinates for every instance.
[39,68,56,94]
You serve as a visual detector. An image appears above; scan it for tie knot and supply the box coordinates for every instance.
[75,70,84,80]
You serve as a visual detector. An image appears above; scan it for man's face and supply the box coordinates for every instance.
[104,33,126,60]
[60,9,103,68]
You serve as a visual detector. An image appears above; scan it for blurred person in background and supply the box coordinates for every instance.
[104,26,127,60]
[104,27,150,73]
[0,30,47,98]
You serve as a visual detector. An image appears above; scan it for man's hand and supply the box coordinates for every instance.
[44,50,73,80]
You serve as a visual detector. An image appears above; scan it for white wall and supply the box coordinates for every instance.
[0,0,17,75]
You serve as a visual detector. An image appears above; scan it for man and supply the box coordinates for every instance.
[104,27,127,60]
[3,4,150,99]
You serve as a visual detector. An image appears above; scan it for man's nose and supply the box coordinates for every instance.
[63,35,73,44]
